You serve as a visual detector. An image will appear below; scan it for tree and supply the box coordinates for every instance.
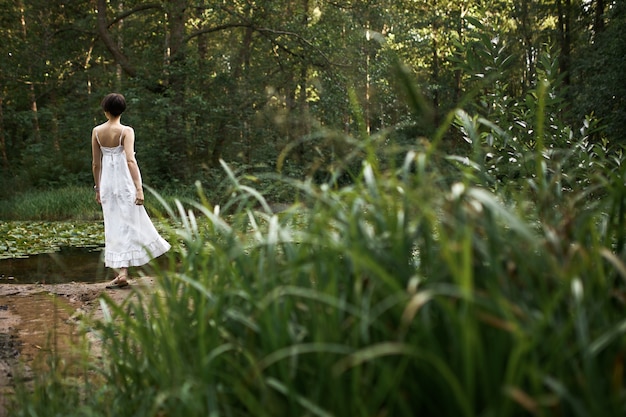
[572,1,626,141]
[0,0,622,193]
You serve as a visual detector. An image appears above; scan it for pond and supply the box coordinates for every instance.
[1,221,110,284]
[1,246,106,284]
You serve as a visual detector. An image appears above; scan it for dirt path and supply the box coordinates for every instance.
[0,277,156,416]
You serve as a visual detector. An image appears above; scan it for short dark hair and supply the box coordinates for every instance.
[101,93,126,116]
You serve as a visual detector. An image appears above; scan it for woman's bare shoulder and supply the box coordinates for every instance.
[122,125,135,139]
[92,122,108,133]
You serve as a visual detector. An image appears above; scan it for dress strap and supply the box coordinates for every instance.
[119,127,125,146]
[95,131,102,146]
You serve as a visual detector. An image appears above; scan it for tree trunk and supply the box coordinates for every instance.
[297,64,309,161]
[431,13,440,126]
[96,0,137,77]
[0,95,9,169]
[594,0,605,34]
[164,0,188,179]
[298,0,311,160]
[116,1,125,89]
[365,24,371,136]
[454,8,464,103]
[27,83,40,143]
[285,72,298,160]
[49,90,60,152]
[210,124,227,168]
[517,0,535,91]
[19,2,41,143]
[197,33,207,72]
[557,0,571,86]
[209,24,253,167]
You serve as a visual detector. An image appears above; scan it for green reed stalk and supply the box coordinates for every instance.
[11,58,626,417]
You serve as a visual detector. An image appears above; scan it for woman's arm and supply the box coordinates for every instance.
[91,128,102,204]
[122,127,145,205]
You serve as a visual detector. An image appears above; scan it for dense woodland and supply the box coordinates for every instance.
[6,2,626,415]
[0,0,624,197]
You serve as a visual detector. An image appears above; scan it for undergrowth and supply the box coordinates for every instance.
[9,51,626,417]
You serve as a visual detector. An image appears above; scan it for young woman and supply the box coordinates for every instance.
[91,93,170,288]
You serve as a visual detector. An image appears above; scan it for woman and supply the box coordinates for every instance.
[92,93,170,288]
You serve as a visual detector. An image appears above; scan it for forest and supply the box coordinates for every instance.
[0,0,623,198]
[5,1,626,416]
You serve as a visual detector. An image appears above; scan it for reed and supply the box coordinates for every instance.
[10,60,626,417]
[73,134,625,417]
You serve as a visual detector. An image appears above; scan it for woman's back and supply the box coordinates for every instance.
[92,92,170,288]
[95,124,127,148]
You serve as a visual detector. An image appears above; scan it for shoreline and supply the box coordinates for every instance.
[0,277,155,417]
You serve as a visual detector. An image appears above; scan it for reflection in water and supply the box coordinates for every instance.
[0,246,107,284]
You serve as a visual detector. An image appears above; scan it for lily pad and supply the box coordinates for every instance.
[0,221,105,259]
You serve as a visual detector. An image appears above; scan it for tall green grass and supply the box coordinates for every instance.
[12,132,626,416]
[10,62,626,416]
[0,185,198,221]
[0,186,101,221]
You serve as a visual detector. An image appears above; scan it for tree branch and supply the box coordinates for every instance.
[184,23,254,43]
[255,27,336,67]
[186,22,337,68]
[96,0,137,77]
[107,3,162,28]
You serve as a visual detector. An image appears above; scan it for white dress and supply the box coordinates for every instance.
[97,128,171,268]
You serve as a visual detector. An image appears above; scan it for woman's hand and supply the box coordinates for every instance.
[135,188,144,205]
[95,190,101,204]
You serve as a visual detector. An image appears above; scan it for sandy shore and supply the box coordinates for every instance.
[0,277,155,416]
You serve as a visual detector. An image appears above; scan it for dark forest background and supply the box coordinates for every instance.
[0,0,624,200]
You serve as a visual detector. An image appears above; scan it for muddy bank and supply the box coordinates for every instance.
[0,277,155,417]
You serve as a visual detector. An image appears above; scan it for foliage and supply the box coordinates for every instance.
[0,186,101,221]
[0,220,103,259]
[6,3,626,414]
[0,0,622,195]
[0,183,207,221]
[571,1,626,141]
[10,55,626,417]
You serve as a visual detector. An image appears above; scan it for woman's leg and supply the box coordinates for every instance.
[106,267,129,288]
[117,267,128,281]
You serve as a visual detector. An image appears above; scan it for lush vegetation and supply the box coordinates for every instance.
[0,184,197,221]
[10,52,626,417]
[0,220,103,259]
[0,1,624,197]
[4,1,626,416]
[0,186,100,221]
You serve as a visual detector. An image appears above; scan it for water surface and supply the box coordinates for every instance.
[0,246,106,284]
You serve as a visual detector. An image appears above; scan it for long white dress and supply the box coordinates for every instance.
[97,128,171,268]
